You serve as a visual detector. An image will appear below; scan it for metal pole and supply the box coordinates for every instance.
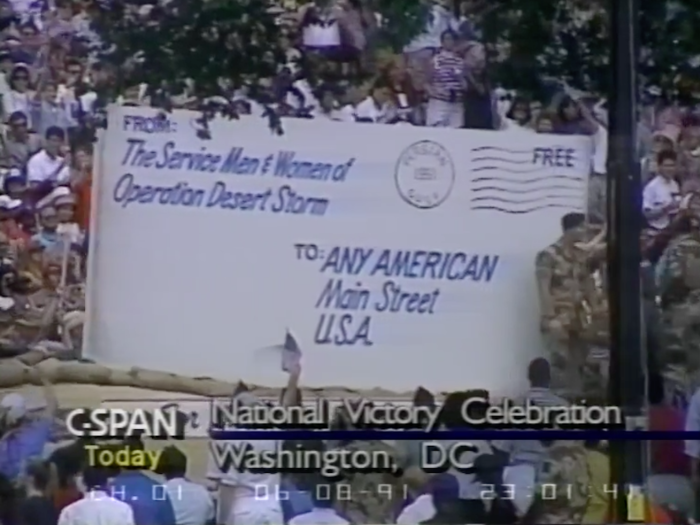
[606,0,647,520]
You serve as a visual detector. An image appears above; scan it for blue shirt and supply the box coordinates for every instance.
[0,417,53,481]
[110,471,176,525]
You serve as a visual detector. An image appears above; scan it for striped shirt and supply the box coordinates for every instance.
[524,387,569,407]
[429,50,464,102]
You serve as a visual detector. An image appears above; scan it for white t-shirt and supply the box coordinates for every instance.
[165,477,215,525]
[353,96,388,123]
[58,490,135,525]
[26,150,71,184]
[301,7,341,47]
[642,174,680,229]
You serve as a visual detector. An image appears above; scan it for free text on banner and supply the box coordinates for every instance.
[86,107,592,393]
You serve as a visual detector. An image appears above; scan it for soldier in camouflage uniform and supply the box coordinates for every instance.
[657,194,700,402]
[535,213,606,397]
[534,439,590,523]
[331,438,409,524]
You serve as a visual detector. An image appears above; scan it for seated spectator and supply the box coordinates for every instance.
[643,150,681,230]
[353,80,391,123]
[26,126,70,188]
[3,111,42,169]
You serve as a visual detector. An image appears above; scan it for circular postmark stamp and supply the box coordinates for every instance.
[394,140,455,209]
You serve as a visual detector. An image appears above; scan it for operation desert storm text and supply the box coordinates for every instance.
[214,397,624,430]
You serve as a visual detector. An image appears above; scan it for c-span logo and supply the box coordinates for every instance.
[394,140,455,209]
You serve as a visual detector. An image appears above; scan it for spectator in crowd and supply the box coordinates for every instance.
[3,64,33,124]
[26,126,70,187]
[3,110,41,168]
[288,473,349,525]
[17,459,57,525]
[157,445,215,525]
[425,30,464,128]
[462,42,495,130]
[643,149,681,231]
[0,375,58,484]
[58,465,135,525]
[108,436,177,525]
[31,78,75,138]
[353,79,391,122]
[649,372,694,518]
[551,93,598,135]
[47,442,84,514]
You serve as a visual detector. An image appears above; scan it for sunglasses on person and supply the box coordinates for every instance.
[11,121,27,128]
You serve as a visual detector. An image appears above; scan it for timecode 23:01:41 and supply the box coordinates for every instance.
[481,484,627,500]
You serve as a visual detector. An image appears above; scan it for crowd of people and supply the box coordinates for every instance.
[0,0,697,523]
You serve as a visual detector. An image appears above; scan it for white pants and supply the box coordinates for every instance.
[224,499,284,525]
[503,464,536,518]
[426,98,464,128]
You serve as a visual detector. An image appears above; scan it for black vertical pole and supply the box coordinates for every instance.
[607,0,646,520]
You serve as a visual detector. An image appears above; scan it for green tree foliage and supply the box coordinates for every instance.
[478,0,700,97]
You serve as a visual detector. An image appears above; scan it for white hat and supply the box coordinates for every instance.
[0,195,22,210]
[0,392,27,422]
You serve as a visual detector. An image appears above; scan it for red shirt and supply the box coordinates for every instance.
[649,404,690,476]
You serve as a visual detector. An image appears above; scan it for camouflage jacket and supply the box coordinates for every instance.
[658,232,700,305]
[331,440,405,524]
[536,440,590,524]
[535,238,599,334]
